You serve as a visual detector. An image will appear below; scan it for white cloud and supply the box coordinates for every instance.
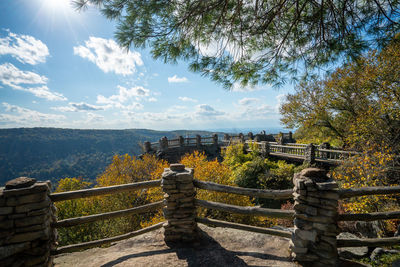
[179,96,197,102]
[96,85,150,110]
[195,104,224,117]
[148,97,157,102]
[0,63,47,89]
[23,86,66,101]
[85,112,105,123]
[275,94,286,112]
[231,82,263,92]
[0,102,66,126]
[73,37,143,75]
[168,75,188,83]
[97,85,149,104]
[52,102,105,112]
[0,63,66,101]
[0,31,49,65]
[239,97,259,106]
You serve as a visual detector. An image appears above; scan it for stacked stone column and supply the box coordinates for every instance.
[0,177,57,266]
[305,144,316,164]
[291,168,339,267]
[162,164,198,243]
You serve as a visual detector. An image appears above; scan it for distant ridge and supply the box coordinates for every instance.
[0,128,218,186]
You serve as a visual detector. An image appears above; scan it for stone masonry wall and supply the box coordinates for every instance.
[0,177,57,266]
[291,168,339,267]
[161,164,199,243]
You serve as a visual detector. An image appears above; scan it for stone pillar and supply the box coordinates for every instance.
[248,132,254,140]
[0,177,57,266]
[178,136,185,147]
[238,133,244,143]
[196,135,202,148]
[160,136,168,151]
[277,132,284,145]
[319,142,331,160]
[305,143,315,164]
[161,164,198,243]
[144,141,152,153]
[291,168,339,266]
[288,131,294,142]
[260,141,270,158]
[212,134,218,146]
[223,134,230,141]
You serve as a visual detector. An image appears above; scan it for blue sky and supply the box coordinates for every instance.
[0,0,295,131]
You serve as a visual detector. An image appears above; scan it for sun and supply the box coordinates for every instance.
[41,0,74,12]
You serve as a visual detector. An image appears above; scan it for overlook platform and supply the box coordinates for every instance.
[54,224,294,267]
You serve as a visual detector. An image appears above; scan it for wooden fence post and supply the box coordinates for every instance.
[291,168,339,266]
[161,164,198,243]
[0,177,57,266]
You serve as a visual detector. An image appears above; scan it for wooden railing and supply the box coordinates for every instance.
[336,185,400,248]
[194,178,400,250]
[145,133,370,166]
[50,180,165,254]
[193,179,295,239]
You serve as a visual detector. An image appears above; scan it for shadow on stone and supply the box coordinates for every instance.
[99,228,290,267]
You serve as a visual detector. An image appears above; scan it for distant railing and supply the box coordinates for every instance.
[145,133,364,166]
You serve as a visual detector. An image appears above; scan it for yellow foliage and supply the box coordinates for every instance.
[55,154,167,245]
[180,151,263,225]
[333,146,399,234]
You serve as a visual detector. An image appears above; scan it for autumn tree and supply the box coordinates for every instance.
[74,0,400,88]
[280,37,400,152]
[55,154,167,245]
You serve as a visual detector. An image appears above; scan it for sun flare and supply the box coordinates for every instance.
[42,0,73,11]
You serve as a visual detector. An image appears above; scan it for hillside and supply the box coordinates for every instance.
[0,128,215,186]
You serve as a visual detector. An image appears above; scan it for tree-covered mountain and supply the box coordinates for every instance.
[0,128,214,186]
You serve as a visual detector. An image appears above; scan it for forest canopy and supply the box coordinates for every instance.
[74,0,400,88]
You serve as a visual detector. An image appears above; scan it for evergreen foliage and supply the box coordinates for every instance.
[75,0,400,87]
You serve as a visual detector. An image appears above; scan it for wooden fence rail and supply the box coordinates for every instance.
[337,236,400,248]
[53,222,165,255]
[338,210,400,221]
[338,185,400,199]
[50,179,161,202]
[53,201,165,228]
[194,199,294,219]
[193,179,293,199]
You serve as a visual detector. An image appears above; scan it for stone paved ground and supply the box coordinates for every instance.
[54,224,296,267]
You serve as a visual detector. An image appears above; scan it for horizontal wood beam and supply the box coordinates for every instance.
[338,210,400,221]
[196,217,292,238]
[50,180,161,202]
[338,186,400,199]
[53,222,165,254]
[193,180,293,200]
[194,199,294,219]
[53,201,164,228]
[337,236,400,248]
